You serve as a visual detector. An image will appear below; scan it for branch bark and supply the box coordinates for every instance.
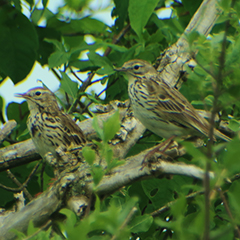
[1,142,213,240]
[157,0,220,87]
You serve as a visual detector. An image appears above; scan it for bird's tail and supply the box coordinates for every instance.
[214,129,231,141]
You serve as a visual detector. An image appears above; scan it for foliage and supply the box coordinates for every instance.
[0,0,240,239]
[83,110,123,186]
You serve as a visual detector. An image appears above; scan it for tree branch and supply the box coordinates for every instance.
[0,143,213,240]
[156,0,220,88]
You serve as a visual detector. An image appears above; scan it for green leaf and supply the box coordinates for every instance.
[64,35,84,49]
[0,6,38,83]
[13,0,22,11]
[60,72,78,98]
[48,50,71,68]
[99,42,128,53]
[228,181,240,223]
[64,0,88,11]
[82,146,96,165]
[97,64,115,76]
[130,215,153,233]
[103,110,120,142]
[128,0,159,38]
[142,176,191,210]
[186,30,201,46]
[16,127,30,141]
[69,59,97,71]
[108,159,125,171]
[31,8,44,25]
[222,138,240,174]
[9,229,26,239]
[105,74,128,101]
[27,220,37,236]
[44,38,64,51]
[87,51,114,75]
[92,117,104,140]
[228,119,240,132]
[94,194,101,211]
[113,0,129,29]
[71,17,106,34]
[36,26,61,65]
[104,146,113,165]
[181,0,202,16]
[48,16,107,35]
[92,165,104,186]
[226,36,240,67]
[59,208,77,230]
[7,101,29,124]
[170,194,187,217]
[182,142,208,167]
[141,178,175,208]
[42,0,49,7]
[78,92,102,104]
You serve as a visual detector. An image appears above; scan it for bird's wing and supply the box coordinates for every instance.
[145,78,211,137]
[58,113,86,146]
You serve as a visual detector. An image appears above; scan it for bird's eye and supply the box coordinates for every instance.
[35,91,41,96]
[133,65,140,70]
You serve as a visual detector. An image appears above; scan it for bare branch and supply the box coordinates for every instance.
[156,0,220,88]
[0,120,17,144]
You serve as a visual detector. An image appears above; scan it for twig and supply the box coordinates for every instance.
[68,73,95,114]
[104,23,130,57]
[24,161,42,189]
[191,57,217,82]
[0,183,23,192]
[68,23,130,114]
[83,76,118,112]
[230,173,240,182]
[4,162,41,200]
[6,169,33,201]
[97,87,107,98]
[40,162,46,192]
[90,78,105,85]
[51,68,61,81]
[217,187,240,238]
[110,206,137,240]
[151,190,205,217]
[70,67,83,83]
[24,220,52,240]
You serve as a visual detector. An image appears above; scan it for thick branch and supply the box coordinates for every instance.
[0,143,212,240]
[157,0,220,87]
[0,120,17,144]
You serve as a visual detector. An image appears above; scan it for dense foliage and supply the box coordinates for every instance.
[1,0,240,239]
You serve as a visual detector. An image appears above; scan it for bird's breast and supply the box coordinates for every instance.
[128,82,186,139]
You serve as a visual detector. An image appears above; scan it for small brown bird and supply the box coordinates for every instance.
[116,59,231,142]
[16,87,86,159]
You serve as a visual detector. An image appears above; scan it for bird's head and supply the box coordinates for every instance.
[115,59,156,78]
[16,87,59,112]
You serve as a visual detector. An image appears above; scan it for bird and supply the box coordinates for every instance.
[16,87,86,159]
[116,59,231,142]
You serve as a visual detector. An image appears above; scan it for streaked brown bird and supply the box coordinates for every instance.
[116,59,231,142]
[16,87,86,159]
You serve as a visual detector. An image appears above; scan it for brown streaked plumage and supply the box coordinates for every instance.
[116,59,231,141]
[16,87,86,158]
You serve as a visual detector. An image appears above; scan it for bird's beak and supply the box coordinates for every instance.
[114,66,126,72]
[15,93,28,99]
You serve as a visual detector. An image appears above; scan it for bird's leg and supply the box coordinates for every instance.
[142,135,175,166]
